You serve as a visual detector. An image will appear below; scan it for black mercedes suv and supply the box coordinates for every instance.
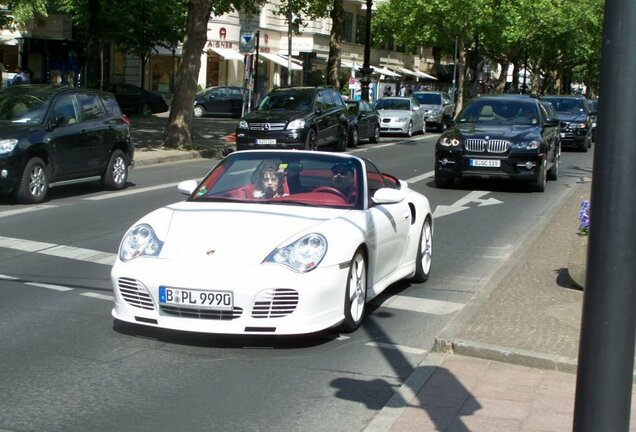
[235,86,348,151]
[0,85,133,203]
[434,95,560,192]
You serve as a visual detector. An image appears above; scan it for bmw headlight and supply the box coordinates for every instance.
[264,233,327,273]
[439,137,461,147]
[119,223,164,261]
[0,139,18,155]
[287,118,306,130]
[432,108,442,115]
[571,122,587,129]
[398,116,409,122]
[512,140,540,150]
[238,119,249,129]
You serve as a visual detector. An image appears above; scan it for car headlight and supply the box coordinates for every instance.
[398,116,409,122]
[238,119,249,129]
[264,233,327,273]
[439,137,461,147]
[0,139,18,155]
[287,118,306,130]
[512,140,540,150]
[571,122,587,129]
[431,108,442,115]
[119,223,164,261]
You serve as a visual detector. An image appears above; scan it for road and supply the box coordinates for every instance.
[0,132,594,432]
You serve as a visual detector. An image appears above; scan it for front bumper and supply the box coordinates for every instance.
[380,117,410,134]
[435,148,544,182]
[0,155,23,194]
[236,128,309,151]
[111,258,348,335]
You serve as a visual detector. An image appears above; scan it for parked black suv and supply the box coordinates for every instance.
[541,95,594,152]
[0,85,134,203]
[434,95,560,192]
[235,86,348,151]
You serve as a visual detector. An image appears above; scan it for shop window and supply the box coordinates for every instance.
[355,15,366,45]
[342,12,353,43]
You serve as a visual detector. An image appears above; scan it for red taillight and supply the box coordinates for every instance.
[121,114,131,125]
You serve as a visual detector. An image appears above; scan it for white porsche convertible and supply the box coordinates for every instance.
[111,150,433,335]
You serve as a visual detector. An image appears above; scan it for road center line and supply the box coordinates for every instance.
[0,205,56,218]
[84,182,180,200]
[25,282,74,292]
[406,171,434,184]
[81,292,115,301]
[0,235,116,265]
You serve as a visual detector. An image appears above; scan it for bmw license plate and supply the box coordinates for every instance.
[470,159,501,167]
[256,139,277,145]
[159,286,233,310]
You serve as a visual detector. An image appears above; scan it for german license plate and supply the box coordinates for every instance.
[256,139,276,145]
[470,159,500,167]
[159,286,233,310]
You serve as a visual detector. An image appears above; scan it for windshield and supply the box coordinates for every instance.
[457,99,539,125]
[375,98,411,111]
[0,93,51,124]
[542,97,586,114]
[190,152,363,209]
[413,93,441,105]
[257,91,314,111]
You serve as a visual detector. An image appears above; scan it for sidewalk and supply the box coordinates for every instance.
[366,179,636,431]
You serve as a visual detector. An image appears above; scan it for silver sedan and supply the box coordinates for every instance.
[374,96,426,137]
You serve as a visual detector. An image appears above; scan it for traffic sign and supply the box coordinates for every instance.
[239,30,256,54]
[348,77,357,86]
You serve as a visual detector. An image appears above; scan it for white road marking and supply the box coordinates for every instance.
[81,292,115,301]
[381,295,464,315]
[25,282,73,292]
[405,171,434,184]
[0,274,19,280]
[0,235,116,265]
[84,182,180,200]
[0,205,56,218]
[433,190,503,218]
[365,342,427,355]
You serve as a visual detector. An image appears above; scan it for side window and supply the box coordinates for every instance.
[364,159,388,198]
[79,93,106,120]
[211,88,227,98]
[102,93,122,117]
[230,88,242,97]
[322,91,336,109]
[329,90,345,107]
[51,95,81,126]
[315,91,328,111]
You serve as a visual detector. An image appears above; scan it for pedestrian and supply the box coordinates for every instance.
[10,67,29,86]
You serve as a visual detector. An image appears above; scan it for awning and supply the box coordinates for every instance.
[391,66,437,80]
[371,65,402,77]
[259,52,303,70]
[209,47,245,61]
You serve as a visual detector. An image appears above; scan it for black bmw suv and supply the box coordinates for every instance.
[0,85,133,203]
[434,95,560,192]
[541,95,594,152]
[235,86,348,151]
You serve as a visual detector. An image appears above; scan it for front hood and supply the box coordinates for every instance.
[446,123,540,141]
[555,112,587,122]
[0,122,41,138]
[377,109,411,117]
[243,110,309,123]
[138,202,350,264]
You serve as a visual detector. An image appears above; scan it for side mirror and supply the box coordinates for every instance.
[372,187,406,204]
[177,179,198,196]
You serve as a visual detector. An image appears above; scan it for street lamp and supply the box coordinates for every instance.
[359,0,373,102]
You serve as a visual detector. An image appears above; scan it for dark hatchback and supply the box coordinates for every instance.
[103,83,169,115]
[434,95,560,192]
[0,85,133,203]
[194,86,243,118]
[235,86,348,151]
[345,99,380,147]
[541,95,594,152]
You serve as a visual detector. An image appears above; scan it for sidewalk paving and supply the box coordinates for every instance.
[126,117,635,431]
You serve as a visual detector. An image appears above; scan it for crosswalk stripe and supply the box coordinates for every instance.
[0,274,19,280]
[380,295,464,315]
[0,235,116,265]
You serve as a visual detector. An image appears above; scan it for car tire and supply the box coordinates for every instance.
[193,105,205,118]
[339,249,367,333]
[335,124,347,152]
[369,124,380,143]
[411,217,433,283]
[141,104,153,116]
[547,152,559,181]
[534,159,547,192]
[349,127,359,148]
[15,157,49,204]
[102,150,129,190]
[406,121,413,137]
[304,128,318,151]
[434,165,454,189]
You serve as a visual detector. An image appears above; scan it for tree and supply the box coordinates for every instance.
[163,0,263,150]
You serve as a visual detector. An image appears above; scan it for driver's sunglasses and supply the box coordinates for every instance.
[332,168,351,176]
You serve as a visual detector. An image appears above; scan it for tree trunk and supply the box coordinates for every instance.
[163,0,212,149]
[326,0,343,89]
[455,37,466,115]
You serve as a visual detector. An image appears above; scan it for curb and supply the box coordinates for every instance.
[133,146,235,168]
[432,179,591,372]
